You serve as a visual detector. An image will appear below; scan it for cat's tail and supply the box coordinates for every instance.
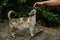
[8,10,15,20]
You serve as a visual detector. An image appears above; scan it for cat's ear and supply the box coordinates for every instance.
[31,9,36,14]
[29,9,36,15]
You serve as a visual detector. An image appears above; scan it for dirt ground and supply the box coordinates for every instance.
[0,20,60,40]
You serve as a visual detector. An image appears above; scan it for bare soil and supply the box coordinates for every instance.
[0,20,60,40]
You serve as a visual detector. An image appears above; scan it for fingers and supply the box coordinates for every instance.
[33,2,44,9]
[33,2,39,9]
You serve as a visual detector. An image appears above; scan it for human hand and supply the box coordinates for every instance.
[33,2,44,9]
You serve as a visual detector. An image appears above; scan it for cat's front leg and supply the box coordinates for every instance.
[29,26,34,36]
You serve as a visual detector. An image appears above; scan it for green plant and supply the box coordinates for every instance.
[0,0,60,27]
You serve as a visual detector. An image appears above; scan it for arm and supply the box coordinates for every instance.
[44,0,60,6]
[33,0,60,9]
